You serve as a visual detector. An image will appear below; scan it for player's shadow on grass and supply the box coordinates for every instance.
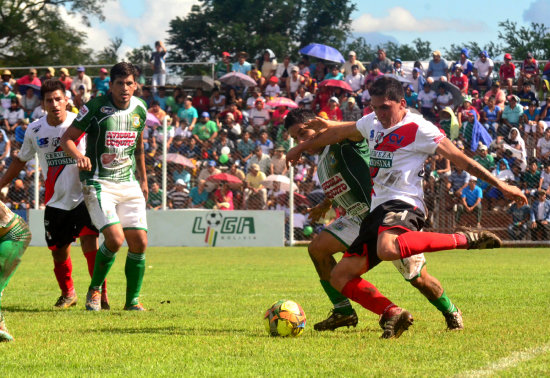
[2,306,57,313]
[89,326,254,336]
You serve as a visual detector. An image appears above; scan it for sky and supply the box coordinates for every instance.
[63,0,549,60]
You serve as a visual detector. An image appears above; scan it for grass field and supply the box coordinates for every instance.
[1,246,550,376]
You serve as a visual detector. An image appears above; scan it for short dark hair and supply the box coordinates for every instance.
[351,64,359,70]
[110,62,138,83]
[40,79,65,98]
[284,108,317,130]
[369,77,405,102]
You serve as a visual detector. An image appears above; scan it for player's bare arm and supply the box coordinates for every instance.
[436,137,527,205]
[286,123,363,166]
[134,132,148,201]
[0,158,26,188]
[60,126,92,171]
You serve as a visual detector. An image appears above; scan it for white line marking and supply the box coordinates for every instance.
[458,343,550,377]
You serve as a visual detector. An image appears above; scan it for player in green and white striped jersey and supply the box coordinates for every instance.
[285,109,462,337]
[62,62,148,312]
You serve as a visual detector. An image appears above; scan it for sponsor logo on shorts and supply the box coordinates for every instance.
[76,105,89,121]
[105,131,137,147]
[321,173,350,200]
[100,106,115,115]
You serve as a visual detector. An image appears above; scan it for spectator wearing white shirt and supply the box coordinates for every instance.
[248,98,270,133]
[345,64,364,106]
[70,66,92,96]
[417,82,437,122]
[295,85,313,110]
[472,51,494,91]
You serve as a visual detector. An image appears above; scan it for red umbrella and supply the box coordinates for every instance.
[319,79,352,92]
[267,97,298,109]
[207,173,243,184]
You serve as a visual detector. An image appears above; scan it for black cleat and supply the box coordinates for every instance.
[379,307,414,339]
[445,308,464,331]
[314,309,358,331]
[457,227,502,250]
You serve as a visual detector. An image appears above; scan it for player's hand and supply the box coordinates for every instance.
[501,183,528,206]
[304,116,332,132]
[531,221,537,229]
[76,155,92,171]
[307,200,331,223]
[286,146,303,167]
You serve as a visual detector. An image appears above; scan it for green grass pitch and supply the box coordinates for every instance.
[1,246,549,376]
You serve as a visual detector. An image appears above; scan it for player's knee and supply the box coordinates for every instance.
[104,233,125,252]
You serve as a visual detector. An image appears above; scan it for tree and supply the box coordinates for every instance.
[497,21,550,60]
[0,0,104,66]
[96,38,123,64]
[443,41,503,62]
[379,38,432,62]
[167,0,356,65]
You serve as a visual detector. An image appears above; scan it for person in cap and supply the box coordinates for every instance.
[248,97,270,132]
[177,95,198,131]
[323,65,344,81]
[457,95,479,126]
[20,85,40,118]
[1,70,15,88]
[58,68,73,91]
[499,53,516,94]
[342,51,366,76]
[168,178,190,209]
[518,52,540,90]
[244,163,267,209]
[427,50,449,81]
[452,48,473,77]
[192,111,218,145]
[285,65,303,98]
[150,40,167,92]
[342,96,362,122]
[393,58,404,77]
[270,145,287,175]
[16,68,41,88]
[370,48,394,74]
[40,67,55,84]
[70,66,92,96]
[264,75,281,98]
[93,68,110,96]
[215,51,232,79]
[456,176,483,228]
[0,82,17,111]
[472,51,494,91]
[197,160,221,184]
[231,51,252,75]
[321,96,343,121]
[450,64,469,94]
[473,144,495,171]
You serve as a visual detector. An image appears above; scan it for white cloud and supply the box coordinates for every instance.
[352,7,486,33]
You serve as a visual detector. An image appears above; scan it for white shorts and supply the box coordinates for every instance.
[324,215,426,281]
[82,179,147,232]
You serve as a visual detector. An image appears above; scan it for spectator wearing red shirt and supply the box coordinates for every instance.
[483,81,506,109]
[499,53,516,94]
[218,102,243,124]
[517,52,540,90]
[58,68,73,91]
[450,64,469,94]
[16,68,41,89]
[192,88,210,113]
[271,106,289,127]
[321,97,343,121]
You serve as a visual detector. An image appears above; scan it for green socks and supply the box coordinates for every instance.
[429,291,458,314]
[320,280,354,315]
[125,252,145,307]
[0,239,27,309]
[90,243,116,290]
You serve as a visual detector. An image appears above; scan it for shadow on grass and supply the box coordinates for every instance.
[2,306,57,313]
[82,326,255,336]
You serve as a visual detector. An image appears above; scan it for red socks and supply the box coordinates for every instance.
[341,277,395,315]
[84,250,107,294]
[53,257,74,297]
[397,232,468,259]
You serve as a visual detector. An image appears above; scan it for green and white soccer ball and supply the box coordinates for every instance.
[264,300,306,337]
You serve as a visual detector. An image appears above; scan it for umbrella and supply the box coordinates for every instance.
[433,80,464,107]
[263,174,292,191]
[19,84,41,97]
[266,97,298,109]
[181,75,215,91]
[319,79,352,92]
[219,72,257,88]
[384,74,412,84]
[146,112,160,127]
[166,153,195,169]
[299,43,345,64]
[207,173,243,184]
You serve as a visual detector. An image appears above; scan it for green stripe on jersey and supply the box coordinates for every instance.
[317,140,372,219]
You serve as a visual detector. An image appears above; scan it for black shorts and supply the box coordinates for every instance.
[44,202,98,250]
[344,200,426,271]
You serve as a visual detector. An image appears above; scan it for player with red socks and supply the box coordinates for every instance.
[0,80,109,309]
[287,77,527,335]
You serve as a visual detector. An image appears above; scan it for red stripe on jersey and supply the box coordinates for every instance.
[374,122,419,152]
[44,133,86,205]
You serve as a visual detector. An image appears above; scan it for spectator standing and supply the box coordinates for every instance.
[150,40,167,91]
[232,51,252,75]
[472,51,493,90]
[370,49,393,74]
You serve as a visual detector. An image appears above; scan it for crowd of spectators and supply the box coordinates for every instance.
[2,44,550,240]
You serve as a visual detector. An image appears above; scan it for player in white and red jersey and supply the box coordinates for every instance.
[0,80,109,310]
[287,77,527,325]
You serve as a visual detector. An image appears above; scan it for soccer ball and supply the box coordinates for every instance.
[264,300,306,337]
[206,211,223,228]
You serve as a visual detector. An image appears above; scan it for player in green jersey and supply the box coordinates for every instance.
[285,109,463,338]
[0,201,31,341]
[61,62,149,311]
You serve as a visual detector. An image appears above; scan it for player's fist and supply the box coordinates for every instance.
[76,155,92,171]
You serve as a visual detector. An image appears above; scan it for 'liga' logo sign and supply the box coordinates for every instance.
[192,212,256,246]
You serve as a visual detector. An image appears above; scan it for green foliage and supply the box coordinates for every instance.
[1,246,549,375]
[498,21,550,60]
[444,41,503,61]
[167,0,356,63]
[126,45,154,66]
[96,37,123,65]
[344,37,432,63]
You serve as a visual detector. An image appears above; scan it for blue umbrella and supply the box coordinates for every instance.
[299,43,345,64]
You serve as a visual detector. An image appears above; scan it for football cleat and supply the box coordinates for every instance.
[0,314,14,342]
[457,227,502,250]
[379,307,414,339]
[445,308,464,331]
[85,288,101,311]
[54,295,77,309]
[314,309,358,331]
[124,303,146,311]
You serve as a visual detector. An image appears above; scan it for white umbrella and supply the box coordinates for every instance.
[262,174,291,192]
